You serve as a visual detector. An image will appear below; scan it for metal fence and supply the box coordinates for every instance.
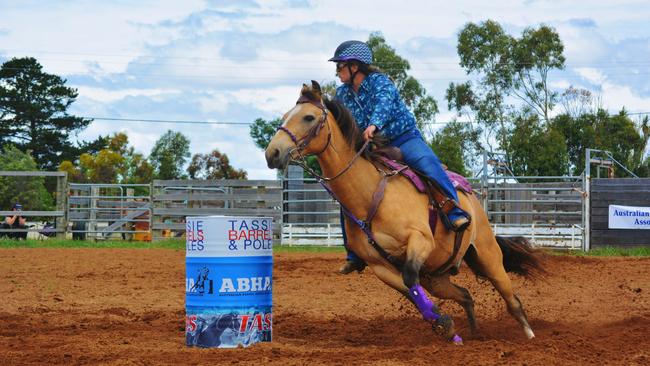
[67,183,151,240]
[0,171,67,239]
[151,179,282,241]
[280,163,586,249]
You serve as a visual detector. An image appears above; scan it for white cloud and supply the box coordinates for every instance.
[76,86,180,103]
[575,67,607,85]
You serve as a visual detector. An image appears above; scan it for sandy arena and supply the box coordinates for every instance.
[0,248,648,365]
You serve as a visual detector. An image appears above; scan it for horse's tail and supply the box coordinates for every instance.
[494,236,547,279]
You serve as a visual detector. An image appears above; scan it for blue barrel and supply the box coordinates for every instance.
[185,216,273,348]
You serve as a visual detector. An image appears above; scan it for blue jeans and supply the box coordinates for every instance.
[342,128,468,263]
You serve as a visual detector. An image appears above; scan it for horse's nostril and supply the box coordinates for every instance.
[266,148,282,169]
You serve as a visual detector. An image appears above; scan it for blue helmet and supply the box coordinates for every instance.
[329,40,373,65]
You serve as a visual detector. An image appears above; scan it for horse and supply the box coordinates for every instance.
[265,80,545,344]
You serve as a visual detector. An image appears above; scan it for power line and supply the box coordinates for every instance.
[3,49,650,67]
[84,112,650,126]
[86,116,250,125]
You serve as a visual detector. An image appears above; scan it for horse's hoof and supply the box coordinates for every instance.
[432,314,456,341]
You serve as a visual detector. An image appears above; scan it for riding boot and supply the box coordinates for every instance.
[447,207,470,232]
[339,260,367,274]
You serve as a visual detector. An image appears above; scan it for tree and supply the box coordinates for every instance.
[456,20,514,149]
[0,57,92,170]
[187,149,247,180]
[552,109,647,176]
[506,112,569,177]
[428,122,481,176]
[559,86,600,119]
[594,110,645,176]
[511,25,565,122]
[149,130,191,180]
[58,132,153,183]
[250,118,283,150]
[452,21,566,164]
[0,145,54,210]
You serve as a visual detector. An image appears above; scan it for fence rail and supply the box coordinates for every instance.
[280,164,585,249]
[151,179,282,241]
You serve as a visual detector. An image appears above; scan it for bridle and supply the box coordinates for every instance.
[277,95,370,182]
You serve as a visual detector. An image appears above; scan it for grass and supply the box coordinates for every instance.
[566,246,650,257]
[0,239,646,257]
[0,238,185,250]
[0,238,345,253]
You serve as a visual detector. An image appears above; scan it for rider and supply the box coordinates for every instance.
[329,40,470,274]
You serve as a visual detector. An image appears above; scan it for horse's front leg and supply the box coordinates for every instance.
[403,231,463,345]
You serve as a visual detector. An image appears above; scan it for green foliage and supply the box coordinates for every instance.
[0,146,54,210]
[506,113,569,177]
[187,149,247,180]
[250,118,283,150]
[149,130,191,180]
[552,109,646,176]
[453,20,566,163]
[428,122,482,176]
[0,238,186,249]
[367,32,438,130]
[511,25,565,121]
[0,57,92,170]
[58,133,153,183]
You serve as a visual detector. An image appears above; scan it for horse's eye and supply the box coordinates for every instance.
[303,115,315,122]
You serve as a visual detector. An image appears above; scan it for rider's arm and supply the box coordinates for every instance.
[367,75,399,133]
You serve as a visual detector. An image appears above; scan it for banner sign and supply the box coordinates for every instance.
[608,205,650,229]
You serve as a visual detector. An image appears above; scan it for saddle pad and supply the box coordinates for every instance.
[378,157,473,195]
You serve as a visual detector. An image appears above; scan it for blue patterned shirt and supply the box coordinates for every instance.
[335,72,416,142]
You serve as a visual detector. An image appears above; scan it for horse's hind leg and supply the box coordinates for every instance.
[420,274,477,337]
[466,239,535,339]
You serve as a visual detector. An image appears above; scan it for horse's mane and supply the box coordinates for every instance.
[323,98,397,161]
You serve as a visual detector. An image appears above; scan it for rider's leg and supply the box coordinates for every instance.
[391,130,469,230]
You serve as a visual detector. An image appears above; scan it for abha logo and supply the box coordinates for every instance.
[186,267,213,295]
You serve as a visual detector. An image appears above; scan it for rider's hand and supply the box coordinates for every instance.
[363,125,377,141]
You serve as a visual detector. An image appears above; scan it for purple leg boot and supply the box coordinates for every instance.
[409,284,463,344]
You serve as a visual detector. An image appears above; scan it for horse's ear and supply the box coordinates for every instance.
[311,80,321,93]
[301,83,310,95]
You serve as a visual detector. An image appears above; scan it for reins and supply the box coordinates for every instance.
[276,95,404,270]
[278,96,370,182]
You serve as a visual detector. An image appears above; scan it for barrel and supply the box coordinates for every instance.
[185,216,273,348]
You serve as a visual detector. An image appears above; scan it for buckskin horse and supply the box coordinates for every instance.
[265,81,545,344]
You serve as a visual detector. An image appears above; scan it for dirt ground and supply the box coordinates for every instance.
[0,248,648,365]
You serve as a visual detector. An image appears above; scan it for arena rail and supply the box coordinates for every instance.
[151,179,282,241]
[0,171,67,239]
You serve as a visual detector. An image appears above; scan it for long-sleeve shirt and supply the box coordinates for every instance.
[335,72,417,142]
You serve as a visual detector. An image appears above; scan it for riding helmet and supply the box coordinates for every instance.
[329,40,373,64]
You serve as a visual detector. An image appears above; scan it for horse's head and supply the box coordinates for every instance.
[265,80,330,170]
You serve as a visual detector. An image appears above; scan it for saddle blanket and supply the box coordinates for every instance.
[378,156,473,195]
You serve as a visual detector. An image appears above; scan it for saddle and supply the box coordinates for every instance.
[369,147,472,232]
[361,150,473,276]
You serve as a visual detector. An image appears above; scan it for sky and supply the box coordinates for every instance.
[0,0,649,179]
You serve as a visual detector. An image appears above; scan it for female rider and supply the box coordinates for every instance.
[330,40,470,274]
